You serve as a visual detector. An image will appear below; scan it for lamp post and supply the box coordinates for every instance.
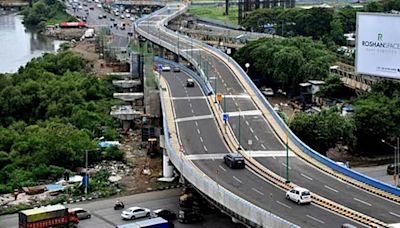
[85,150,88,198]
[214,77,218,103]
[285,110,298,183]
[382,138,399,187]
[238,113,241,150]
[245,63,250,73]
[176,31,179,56]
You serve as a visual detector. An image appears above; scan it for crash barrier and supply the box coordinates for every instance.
[159,78,299,228]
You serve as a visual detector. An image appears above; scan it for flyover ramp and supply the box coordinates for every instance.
[135,3,399,227]
[159,63,359,227]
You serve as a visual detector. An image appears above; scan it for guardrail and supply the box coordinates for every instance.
[159,76,298,228]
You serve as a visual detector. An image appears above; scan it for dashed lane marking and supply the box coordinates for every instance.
[175,115,214,123]
[276,201,291,209]
[300,173,313,181]
[252,188,264,196]
[233,176,242,183]
[324,185,339,193]
[353,198,372,206]
[306,215,325,224]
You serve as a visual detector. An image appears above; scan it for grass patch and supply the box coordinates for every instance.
[188,5,239,25]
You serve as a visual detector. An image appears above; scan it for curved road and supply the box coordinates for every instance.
[138,3,400,226]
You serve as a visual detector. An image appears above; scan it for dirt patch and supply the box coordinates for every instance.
[72,40,114,76]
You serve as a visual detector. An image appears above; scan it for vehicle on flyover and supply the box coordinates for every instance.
[18,204,79,228]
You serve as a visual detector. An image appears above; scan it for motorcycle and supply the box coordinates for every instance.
[114,201,124,210]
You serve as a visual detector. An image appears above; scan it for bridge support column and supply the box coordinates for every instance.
[162,149,174,178]
[173,53,179,63]
[232,217,240,223]
[122,120,131,132]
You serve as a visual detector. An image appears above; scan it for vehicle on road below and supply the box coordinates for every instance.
[19,205,79,228]
[173,67,180,72]
[286,187,312,204]
[71,208,91,220]
[224,153,245,169]
[261,87,274,96]
[153,209,176,221]
[121,207,151,220]
[116,217,170,228]
[178,210,203,224]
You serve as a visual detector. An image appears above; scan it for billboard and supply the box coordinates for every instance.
[356,13,400,79]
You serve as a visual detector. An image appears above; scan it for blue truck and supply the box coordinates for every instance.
[116,217,170,228]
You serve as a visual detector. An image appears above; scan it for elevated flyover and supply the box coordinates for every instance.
[135,3,400,227]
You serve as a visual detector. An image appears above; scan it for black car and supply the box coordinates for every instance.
[387,163,400,175]
[178,210,203,224]
[224,153,245,169]
[154,209,176,221]
[110,17,115,21]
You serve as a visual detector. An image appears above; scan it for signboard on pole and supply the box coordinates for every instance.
[217,93,223,102]
[356,13,400,79]
[223,113,229,123]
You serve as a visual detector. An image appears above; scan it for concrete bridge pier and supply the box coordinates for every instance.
[162,149,174,178]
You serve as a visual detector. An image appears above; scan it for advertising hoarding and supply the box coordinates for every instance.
[356,13,400,79]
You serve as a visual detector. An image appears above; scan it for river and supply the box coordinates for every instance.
[0,12,64,73]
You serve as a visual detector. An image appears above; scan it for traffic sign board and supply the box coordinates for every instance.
[217,93,223,102]
[223,113,229,123]
[157,64,163,72]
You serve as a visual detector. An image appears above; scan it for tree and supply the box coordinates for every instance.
[317,75,348,99]
[290,109,355,154]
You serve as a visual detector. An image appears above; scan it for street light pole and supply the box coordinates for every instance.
[238,113,241,150]
[85,150,88,198]
[214,77,218,103]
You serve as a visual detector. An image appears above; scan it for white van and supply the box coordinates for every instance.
[285,187,311,204]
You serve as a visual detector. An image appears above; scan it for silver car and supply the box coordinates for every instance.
[71,208,91,219]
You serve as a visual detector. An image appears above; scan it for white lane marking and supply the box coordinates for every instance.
[260,144,266,149]
[223,94,251,98]
[272,156,276,160]
[276,201,291,209]
[245,150,294,157]
[389,211,400,218]
[218,165,226,172]
[249,128,254,133]
[254,135,259,141]
[186,154,224,160]
[233,176,242,183]
[252,188,264,196]
[203,145,208,152]
[197,129,201,134]
[175,114,214,123]
[199,137,204,143]
[245,120,250,126]
[353,198,372,206]
[189,103,192,108]
[195,121,198,127]
[171,96,206,100]
[324,185,339,193]
[300,173,313,181]
[225,110,262,117]
[306,215,325,224]
[281,163,291,170]
[234,102,239,106]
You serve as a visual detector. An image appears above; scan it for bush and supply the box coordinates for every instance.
[0,184,12,194]
[103,147,124,161]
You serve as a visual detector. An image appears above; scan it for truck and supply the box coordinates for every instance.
[19,204,79,228]
[115,217,170,228]
[59,22,86,28]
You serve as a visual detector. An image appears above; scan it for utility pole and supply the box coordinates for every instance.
[238,113,241,150]
[85,150,88,198]
[225,0,229,15]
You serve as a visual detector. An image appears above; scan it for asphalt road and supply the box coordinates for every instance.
[137,5,400,225]
[160,66,360,227]
[0,189,247,228]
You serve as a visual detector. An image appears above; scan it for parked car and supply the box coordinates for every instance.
[178,210,203,224]
[224,153,245,169]
[285,187,312,204]
[121,207,151,220]
[173,67,180,72]
[186,78,194,87]
[110,17,115,21]
[153,209,176,221]
[120,15,125,19]
[261,88,274,96]
[98,15,103,19]
[71,208,91,220]
[387,163,400,175]
[162,65,171,71]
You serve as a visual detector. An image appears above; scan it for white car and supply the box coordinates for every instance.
[97,3,102,8]
[125,13,130,18]
[162,65,171,71]
[261,88,274,96]
[285,187,311,204]
[121,207,151,220]
[130,16,135,21]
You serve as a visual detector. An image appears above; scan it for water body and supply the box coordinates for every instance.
[0,12,64,73]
